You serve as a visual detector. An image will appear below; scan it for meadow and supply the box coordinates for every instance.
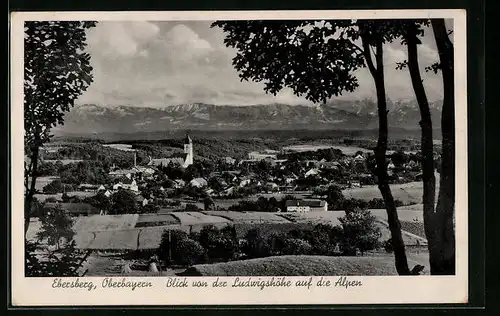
[179,254,430,276]
[26,205,426,252]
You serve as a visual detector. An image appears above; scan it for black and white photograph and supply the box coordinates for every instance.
[11,10,468,305]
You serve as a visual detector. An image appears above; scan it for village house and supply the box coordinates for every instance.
[354,153,366,162]
[248,150,278,161]
[134,195,148,207]
[224,157,236,165]
[78,183,98,192]
[114,179,139,192]
[190,178,208,188]
[239,177,252,187]
[173,179,186,189]
[304,168,320,178]
[108,169,135,179]
[220,186,235,197]
[285,199,328,213]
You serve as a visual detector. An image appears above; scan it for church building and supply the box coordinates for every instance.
[148,133,194,168]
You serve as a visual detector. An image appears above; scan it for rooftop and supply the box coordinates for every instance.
[285,200,327,208]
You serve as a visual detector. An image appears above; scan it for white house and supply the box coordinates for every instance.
[285,199,328,213]
[190,178,208,188]
[109,169,134,179]
[239,178,252,187]
[220,186,235,196]
[121,179,139,192]
[354,154,365,161]
[248,151,277,161]
[173,179,186,188]
[304,168,320,178]
[387,160,396,169]
[224,157,236,165]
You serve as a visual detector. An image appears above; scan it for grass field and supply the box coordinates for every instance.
[278,211,344,225]
[73,214,139,232]
[170,212,230,225]
[89,229,140,250]
[178,255,410,276]
[282,144,372,155]
[29,176,60,192]
[204,211,291,224]
[342,182,425,205]
[34,191,96,202]
[136,214,179,227]
[26,205,426,250]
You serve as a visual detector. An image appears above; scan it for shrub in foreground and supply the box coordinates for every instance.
[339,208,382,255]
[174,238,206,266]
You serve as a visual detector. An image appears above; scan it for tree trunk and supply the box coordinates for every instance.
[405,24,438,273]
[362,36,411,275]
[431,19,456,275]
[24,140,40,236]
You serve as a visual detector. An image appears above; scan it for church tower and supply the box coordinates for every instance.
[183,133,194,167]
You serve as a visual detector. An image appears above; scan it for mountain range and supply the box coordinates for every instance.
[52,100,443,137]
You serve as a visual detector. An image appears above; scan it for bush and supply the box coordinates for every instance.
[109,189,138,214]
[43,179,64,194]
[36,206,75,249]
[158,229,189,265]
[304,224,341,255]
[198,225,239,262]
[185,203,202,212]
[326,185,345,210]
[242,228,272,259]
[267,232,289,255]
[339,208,382,255]
[384,238,394,253]
[282,238,312,255]
[174,238,206,267]
[141,204,160,214]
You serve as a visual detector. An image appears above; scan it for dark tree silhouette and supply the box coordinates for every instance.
[212,19,412,274]
[110,189,138,214]
[24,21,96,235]
[396,20,456,274]
[429,19,456,275]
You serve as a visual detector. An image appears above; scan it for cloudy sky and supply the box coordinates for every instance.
[77,20,450,107]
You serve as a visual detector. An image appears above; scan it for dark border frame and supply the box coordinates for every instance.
[6,0,486,311]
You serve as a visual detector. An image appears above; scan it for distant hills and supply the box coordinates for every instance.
[52,100,443,137]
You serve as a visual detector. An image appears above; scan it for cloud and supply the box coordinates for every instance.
[78,21,445,107]
[86,21,160,58]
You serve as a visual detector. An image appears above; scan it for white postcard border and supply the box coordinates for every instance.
[10,9,468,306]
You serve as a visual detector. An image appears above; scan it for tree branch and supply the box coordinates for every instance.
[361,36,377,75]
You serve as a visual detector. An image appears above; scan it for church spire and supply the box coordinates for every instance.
[184,132,192,144]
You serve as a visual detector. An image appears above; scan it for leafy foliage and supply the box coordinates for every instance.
[325,185,345,210]
[241,228,272,259]
[36,205,75,249]
[197,225,239,261]
[25,240,89,277]
[281,238,313,255]
[109,189,138,214]
[212,20,365,103]
[42,179,64,194]
[158,229,206,266]
[24,21,97,233]
[174,238,206,267]
[84,191,111,213]
[339,208,382,255]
